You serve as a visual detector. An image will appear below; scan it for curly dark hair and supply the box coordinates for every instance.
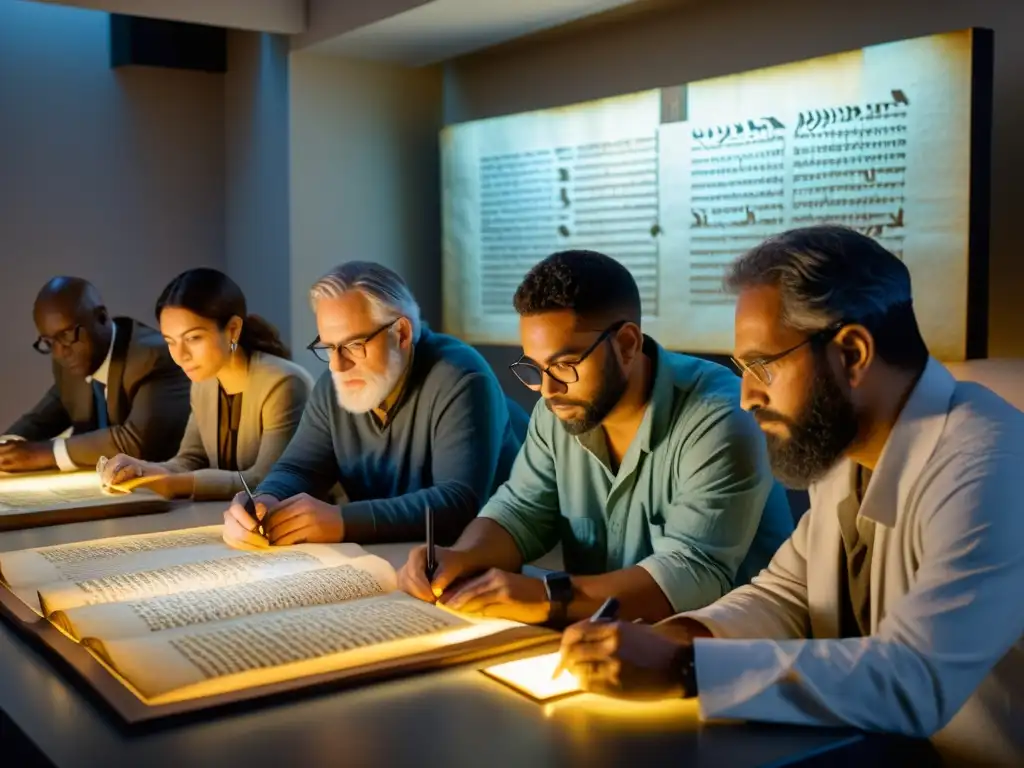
[513,250,641,325]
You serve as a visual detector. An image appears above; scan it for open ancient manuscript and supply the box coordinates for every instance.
[0,471,170,531]
[0,527,553,710]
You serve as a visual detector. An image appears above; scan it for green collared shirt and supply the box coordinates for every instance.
[480,337,793,612]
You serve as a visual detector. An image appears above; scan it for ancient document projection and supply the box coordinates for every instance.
[441,29,984,360]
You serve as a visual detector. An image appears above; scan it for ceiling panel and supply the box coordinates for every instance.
[27,0,658,65]
[300,0,651,65]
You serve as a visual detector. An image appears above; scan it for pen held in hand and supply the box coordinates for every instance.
[425,505,437,588]
[237,472,267,539]
[551,596,620,680]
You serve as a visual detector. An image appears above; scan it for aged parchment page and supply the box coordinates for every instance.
[53,562,396,640]
[0,527,225,595]
[36,543,393,615]
[84,592,522,704]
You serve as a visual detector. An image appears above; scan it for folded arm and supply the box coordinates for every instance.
[468,401,562,567]
[64,366,191,466]
[608,405,775,621]
[342,373,519,544]
[158,411,208,475]
[256,376,339,503]
[4,385,71,442]
[691,451,1024,737]
[667,504,811,641]
[165,377,310,501]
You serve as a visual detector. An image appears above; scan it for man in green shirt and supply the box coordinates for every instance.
[398,250,793,624]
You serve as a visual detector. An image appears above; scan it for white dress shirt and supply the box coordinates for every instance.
[677,358,1024,766]
[52,323,116,471]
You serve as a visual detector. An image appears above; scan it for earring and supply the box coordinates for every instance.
[230,340,237,353]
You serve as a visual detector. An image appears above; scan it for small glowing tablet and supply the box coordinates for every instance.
[482,652,583,702]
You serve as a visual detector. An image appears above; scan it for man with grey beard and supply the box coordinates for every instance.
[398,250,793,625]
[556,226,1024,767]
[222,262,526,547]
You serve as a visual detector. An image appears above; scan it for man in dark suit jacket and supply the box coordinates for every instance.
[0,277,191,473]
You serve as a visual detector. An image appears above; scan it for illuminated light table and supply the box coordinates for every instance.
[0,503,934,767]
[0,470,172,531]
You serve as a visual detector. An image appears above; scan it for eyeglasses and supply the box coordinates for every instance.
[509,320,627,390]
[731,324,843,386]
[307,319,397,364]
[33,325,82,355]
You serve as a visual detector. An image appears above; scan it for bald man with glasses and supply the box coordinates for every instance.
[398,250,793,626]
[0,277,189,472]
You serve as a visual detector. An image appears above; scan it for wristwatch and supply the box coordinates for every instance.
[672,643,698,698]
[542,571,573,627]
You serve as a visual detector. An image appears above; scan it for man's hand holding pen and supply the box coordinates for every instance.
[556,617,708,700]
[398,549,556,624]
[223,492,345,548]
[223,491,277,549]
[397,544,482,603]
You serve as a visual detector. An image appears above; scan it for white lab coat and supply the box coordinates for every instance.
[680,359,1024,766]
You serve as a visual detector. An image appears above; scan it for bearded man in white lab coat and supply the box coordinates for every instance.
[557,225,1024,767]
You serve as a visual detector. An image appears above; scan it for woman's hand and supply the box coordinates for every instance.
[97,454,184,497]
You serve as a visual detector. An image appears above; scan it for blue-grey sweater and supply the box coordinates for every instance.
[257,327,528,544]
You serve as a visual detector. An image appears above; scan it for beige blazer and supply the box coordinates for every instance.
[680,359,1024,766]
[160,352,314,500]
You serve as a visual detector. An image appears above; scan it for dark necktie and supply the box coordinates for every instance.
[93,380,109,429]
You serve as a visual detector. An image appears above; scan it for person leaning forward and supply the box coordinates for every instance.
[398,249,793,625]
[97,268,313,500]
[0,276,190,472]
[556,226,1024,767]
[221,261,528,548]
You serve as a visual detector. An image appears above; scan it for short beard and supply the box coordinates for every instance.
[545,353,629,436]
[332,342,406,414]
[759,353,859,490]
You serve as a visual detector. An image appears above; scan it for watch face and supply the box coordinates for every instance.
[544,572,572,603]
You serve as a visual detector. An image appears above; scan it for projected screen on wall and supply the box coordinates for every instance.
[441,28,991,361]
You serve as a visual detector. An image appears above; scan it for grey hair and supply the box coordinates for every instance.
[724,225,913,332]
[309,261,422,343]
[725,225,929,370]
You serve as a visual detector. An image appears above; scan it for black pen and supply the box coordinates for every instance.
[238,472,267,538]
[552,597,620,679]
[591,596,620,622]
[425,504,437,585]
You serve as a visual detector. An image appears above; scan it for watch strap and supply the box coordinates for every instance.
[543,571,573,626]
[674,643,698,698]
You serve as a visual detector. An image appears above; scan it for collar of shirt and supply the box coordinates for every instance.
[818,357,955,528]
[85,322,117,387]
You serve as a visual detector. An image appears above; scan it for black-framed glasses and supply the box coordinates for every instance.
[306,319,398,364]
[33,324,82,355]
[509,320,627,391]
[731,323,843,387]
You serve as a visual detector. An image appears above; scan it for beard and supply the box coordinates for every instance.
[545,353,629,436]
[758,353,860,490]
[332,343,406,414]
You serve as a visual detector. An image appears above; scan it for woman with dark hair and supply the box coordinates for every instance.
[98,268,313,500]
